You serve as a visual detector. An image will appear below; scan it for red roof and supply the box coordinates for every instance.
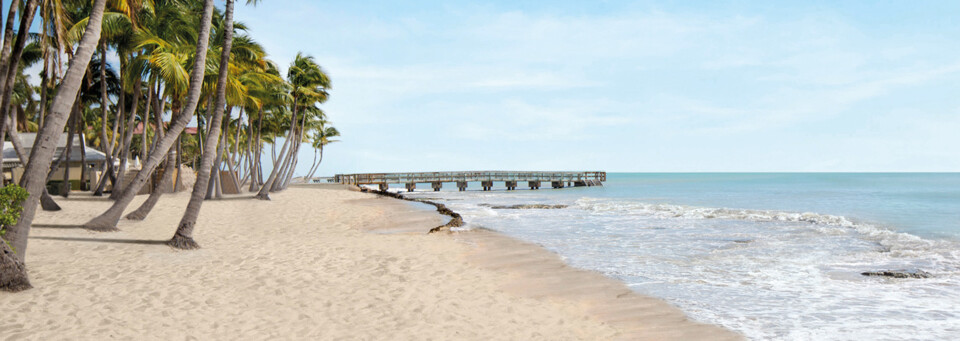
[132,122,197,135]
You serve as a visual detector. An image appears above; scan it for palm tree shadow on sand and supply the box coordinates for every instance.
[29,236,168,246]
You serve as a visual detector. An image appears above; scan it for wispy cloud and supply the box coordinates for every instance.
[235,1,960,173]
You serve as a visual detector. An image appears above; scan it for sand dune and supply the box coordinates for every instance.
[0,185,739,340]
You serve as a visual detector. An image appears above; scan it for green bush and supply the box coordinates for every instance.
[0,184,29,246]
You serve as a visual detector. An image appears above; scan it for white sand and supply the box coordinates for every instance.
[0,185,740,340]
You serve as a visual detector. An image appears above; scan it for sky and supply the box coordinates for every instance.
[231,0,960,174]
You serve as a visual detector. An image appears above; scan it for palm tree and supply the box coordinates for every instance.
[82,0,216,232]
[256,52,329,199]
[128,3,266,218]
[167,0,236,249]
[1,0,109,292]
[305,123,339,180]
[0,0,39,142]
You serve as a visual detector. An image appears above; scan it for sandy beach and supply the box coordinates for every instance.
[1,185,739,340]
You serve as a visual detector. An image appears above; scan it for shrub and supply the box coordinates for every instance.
[0,184,29,247]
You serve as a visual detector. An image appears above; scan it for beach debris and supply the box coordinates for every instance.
[361,188,464,233]
[861,270,933,279]
[480,204,568,209]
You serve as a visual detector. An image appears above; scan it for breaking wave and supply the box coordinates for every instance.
[575,198,960,272]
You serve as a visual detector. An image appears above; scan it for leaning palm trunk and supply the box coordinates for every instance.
[0,0,107,292]
[112,76,143,199]
[211,107,232,199]
[0,1,21,71]
[125,149,176,221]
[3,117,60,210]
[306,147,324,179]
[37,56,49,127]
[60,110,78,197]
[141,82,154,162]
[0,0,25,102]
[0,0,38,156]
[255,112,296,199]
[93,42,111,195]
[277,116,307,190]
[79,117,89,189]
[264,101,301,194]
[82,0,216,232]
[169,0,235,250]
[247,109,261,192]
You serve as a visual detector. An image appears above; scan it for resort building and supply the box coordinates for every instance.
[2,132,109,193]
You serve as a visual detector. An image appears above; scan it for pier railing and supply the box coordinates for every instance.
[334,171,606,191]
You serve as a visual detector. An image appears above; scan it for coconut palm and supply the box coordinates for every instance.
[1,0,109,292]
[166,0,236,249]
[82,0,216,232]
[305,122,339,180]
[256,52,329,199]
[0,0,40,155]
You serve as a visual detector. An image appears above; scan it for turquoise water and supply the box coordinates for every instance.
[402,173,960,340]
[595,173,960,239]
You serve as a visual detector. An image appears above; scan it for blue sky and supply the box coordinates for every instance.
[232,1,960,174]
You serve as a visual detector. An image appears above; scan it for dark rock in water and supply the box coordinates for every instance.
[861,270,933,279]
[481,204,568,209]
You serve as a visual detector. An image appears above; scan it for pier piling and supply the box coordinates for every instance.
[481,180,493,191]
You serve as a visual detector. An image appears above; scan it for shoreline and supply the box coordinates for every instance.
[350,184,740,340]
[1,184,740,340]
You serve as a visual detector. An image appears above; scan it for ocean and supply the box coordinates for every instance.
[401,173,960,340]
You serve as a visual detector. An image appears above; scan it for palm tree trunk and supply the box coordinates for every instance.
[246,108,258,191]
[44,96,82,187]
[38,55,49,127]
[305,149,319,180]
[98,41,111,162]
[169,0,234,250]
[174,134,182,192]
[212,106,232,199]
[141,80,154,162]
[94,49,121,196]
[82,0,216,232]
[112,75,142,199]
[60,109,77,197]
[78,117,89,190]
[257,99,298,199]
[255,109,264,185]
[0,0,107,292]
[0,0,21,96]
[152,97,165,151]
[232,108,243,169]
[277,114,307,190]
[125,148,175,221]
[3,113,60,210]
[307,146,325,180]
[0,0,38,156]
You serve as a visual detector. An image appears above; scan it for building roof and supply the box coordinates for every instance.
[132,122,198,135]
[3,132,108,168]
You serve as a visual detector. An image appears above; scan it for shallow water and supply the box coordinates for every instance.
[403,173,960,340]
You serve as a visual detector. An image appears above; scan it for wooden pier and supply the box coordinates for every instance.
[335,171,606,191]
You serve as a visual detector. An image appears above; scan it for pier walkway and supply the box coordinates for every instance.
[335,171,606,191]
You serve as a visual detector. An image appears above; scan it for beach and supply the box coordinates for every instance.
[0,185,738,340]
